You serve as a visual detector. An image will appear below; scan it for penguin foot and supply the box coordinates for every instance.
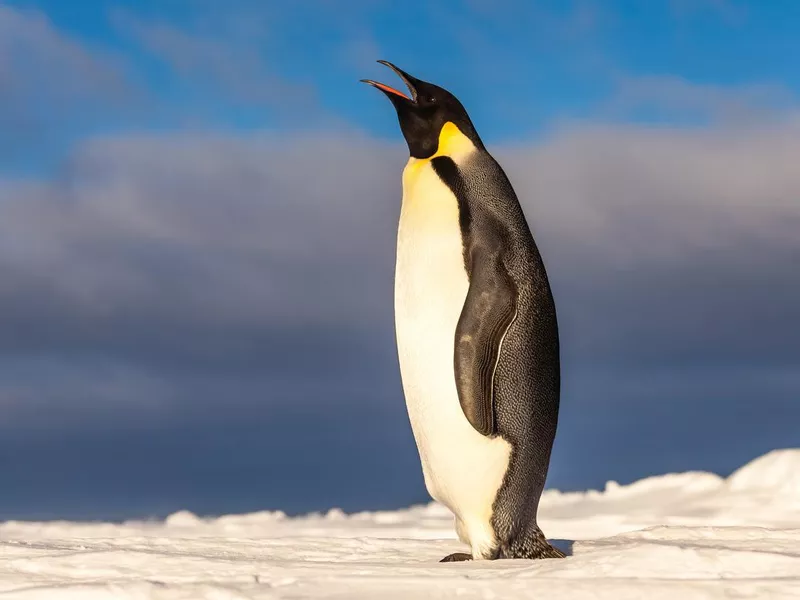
[440,552,473,563]
[498,527,568,559]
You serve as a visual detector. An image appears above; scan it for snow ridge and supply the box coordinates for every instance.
[1,449,798,599]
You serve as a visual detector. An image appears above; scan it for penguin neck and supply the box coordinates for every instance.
[404,122,477,185]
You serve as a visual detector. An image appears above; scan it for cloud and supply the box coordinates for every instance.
[502,121,800,370]
[0,6,127,100]
[111,10,320,116]
[607,75,796,123]
[0,129,405,428]
[2,114,799,430]
[0,132,398,328]
[0,3,335,168]
[0,5,135,159]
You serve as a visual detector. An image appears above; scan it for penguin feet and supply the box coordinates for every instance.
[440,552,473,563]
[498,526,568,559]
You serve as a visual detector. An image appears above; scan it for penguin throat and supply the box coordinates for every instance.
[414,122,475,163]
[405,122,475,183]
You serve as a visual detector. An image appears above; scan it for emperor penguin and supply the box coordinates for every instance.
[362,61,564,562]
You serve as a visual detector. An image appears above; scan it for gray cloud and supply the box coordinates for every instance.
[504,122,800,369]
[0,130,405,432]
[0,132,399,328]
[1,117,799,430]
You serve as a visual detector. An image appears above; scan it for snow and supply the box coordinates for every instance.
[2,449,798,599]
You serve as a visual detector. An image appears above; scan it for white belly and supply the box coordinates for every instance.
[394,157,511,558]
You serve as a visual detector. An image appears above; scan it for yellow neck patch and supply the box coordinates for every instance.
[435,121,473,158]
[405,122,475,184]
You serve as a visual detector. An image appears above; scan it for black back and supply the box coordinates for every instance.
[432,151,562,559]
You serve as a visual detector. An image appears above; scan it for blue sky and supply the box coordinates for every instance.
[5,0,800,174]
[1,0,799,520]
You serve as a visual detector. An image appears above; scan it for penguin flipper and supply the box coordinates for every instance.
[454,250,517,437]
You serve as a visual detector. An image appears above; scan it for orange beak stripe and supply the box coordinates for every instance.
[366,81,410,100]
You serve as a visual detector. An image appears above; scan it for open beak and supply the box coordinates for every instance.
[360,60,418,103]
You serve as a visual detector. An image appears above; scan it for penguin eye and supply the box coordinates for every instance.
[426,94,437,104]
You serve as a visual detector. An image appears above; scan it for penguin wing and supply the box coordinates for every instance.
[454,249,517,437]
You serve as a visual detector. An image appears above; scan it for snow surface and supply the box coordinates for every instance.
[1,449,799,599]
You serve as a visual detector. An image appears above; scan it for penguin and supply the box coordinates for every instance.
[362,61,564,562]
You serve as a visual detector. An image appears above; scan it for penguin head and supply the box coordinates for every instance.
[362,61,483,159]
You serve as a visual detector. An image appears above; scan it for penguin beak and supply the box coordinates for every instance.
[360,60,418,103]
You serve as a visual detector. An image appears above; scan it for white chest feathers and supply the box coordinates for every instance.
[393,123,511,559]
